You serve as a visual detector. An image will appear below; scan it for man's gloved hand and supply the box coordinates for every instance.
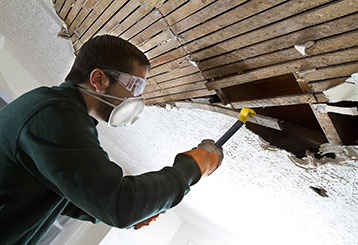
[132,212,164,230]
[183,139,224,177]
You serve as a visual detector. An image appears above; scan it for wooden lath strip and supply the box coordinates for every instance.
[202,30,358,79]
[143,81,207,99]
[157,73,205,89]
[310,104,342,145]
[59,0,75,19]
[110,0,166,37]
[137,29,174,52]
[79,1,127,43]
[231,94,317,109]
[129,18,168,46]
[302,62,358,81]
[121,9,163,41]
[309,77,349,92]
[54,0,65,14]
[68,0,99,33]
[145,89,216,105]
[74,0,113,38]
[96,1,145,37]
[159,0,187,17]
[200,14,358,75]
[150,48,187,67]
[172,102,283,131]
[190,0,358,61]
[164,0,216,26]
[170,0,248,34]
[205,47,358,90]
[147,64,200,84]
[147,56,191,78]
[178,0,285,44]
[145,37,181,60]
[65,0,87,27]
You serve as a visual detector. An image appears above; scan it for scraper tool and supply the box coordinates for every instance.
[215,107,256,148]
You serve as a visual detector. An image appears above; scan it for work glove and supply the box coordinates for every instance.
[184,139,224,177]
[132,212,164,230]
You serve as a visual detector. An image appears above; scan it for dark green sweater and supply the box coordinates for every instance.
[0,82,200,244]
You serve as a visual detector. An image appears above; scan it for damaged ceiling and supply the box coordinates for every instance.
[53,0,358,157]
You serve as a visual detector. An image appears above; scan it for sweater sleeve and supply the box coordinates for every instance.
[16,101,201,228]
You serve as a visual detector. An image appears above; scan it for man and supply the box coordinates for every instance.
[0,35,223,244]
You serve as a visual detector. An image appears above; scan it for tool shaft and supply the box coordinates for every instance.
[215,120,244,148]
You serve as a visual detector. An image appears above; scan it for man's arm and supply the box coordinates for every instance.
[61,202,99,223]
[16,102,201,228]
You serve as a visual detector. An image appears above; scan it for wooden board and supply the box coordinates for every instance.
[147,64,200,84]
[310,104,342,144]
[143,81,207,99]
[179,0,285,44]
[173,102,283,131]
[79,1,127,43]
[170,0,248,34]
[54,0,65,13]
[145,89,216,104]
[231,94,317,109]
[130,18,169,46]
[147,56,191,78]
[68,0,99,33]
[191,0,357,61]
[158,73,205,89]
[59,0,75,19]
[202,27,358,78]
[309,77,349,92]
[303,62,358,81]
[205,47,358,90]
[65,0,87,27]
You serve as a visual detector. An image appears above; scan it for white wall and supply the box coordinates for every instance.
[0,34,41,100]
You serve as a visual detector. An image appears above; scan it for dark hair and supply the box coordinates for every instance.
[65,35,150,84]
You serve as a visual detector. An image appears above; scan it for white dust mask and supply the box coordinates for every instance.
[78,87,145,127]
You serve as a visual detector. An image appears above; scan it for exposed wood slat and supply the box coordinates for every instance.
[150,48,187,67]
[191,0,357,61]
[314,93,329,103]
[65,0,87,27]
[199,21,358,78]
[147,64,200,84]
[68,0,99,33]
[302,62,358,81]
[121,10,162,40]
[231,94,317,109]
[138,28,174,52]
[206,47,358,90]
[158,0,187,17]
[171,0,247,34]
[74,0,112,38]
[130,18,168,46]
[172,102,283,131]
[145,89,216,104]
[158,73,205,89]
[59,0,75,19]
[164,0,216,26]
[144,83,162,93]
[79,1,127,43]
[146,38,181,60]
[309,77,349,92]
[110,0,166,37]
[310,104,342,144]
[143,81,207,98]
[148,56,191,78]
[179,0,285,45]
[96,1,145,36]
[55,0,65,13]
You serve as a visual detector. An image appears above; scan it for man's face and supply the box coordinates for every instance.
[96,61,149,122]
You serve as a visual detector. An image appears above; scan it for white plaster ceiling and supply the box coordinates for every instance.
[98,106,358,244]
[0,0,74,86]
[2,1,358,244]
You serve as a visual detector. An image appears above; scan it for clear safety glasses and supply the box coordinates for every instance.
[102,69,146,97]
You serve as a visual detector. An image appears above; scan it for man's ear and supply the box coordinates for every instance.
[89,68,110,92]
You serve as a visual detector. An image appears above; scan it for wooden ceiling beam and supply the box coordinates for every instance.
[310,104,342,145]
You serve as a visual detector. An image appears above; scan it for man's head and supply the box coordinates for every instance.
[65,35,150,122]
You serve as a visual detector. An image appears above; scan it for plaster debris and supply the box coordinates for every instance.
[289,144,358,169]
[323,74,358,102]
[294,41,315,56]
[57,24,70,39]
[314,104,358,116]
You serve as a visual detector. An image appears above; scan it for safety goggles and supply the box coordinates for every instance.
[102,69,146,97]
